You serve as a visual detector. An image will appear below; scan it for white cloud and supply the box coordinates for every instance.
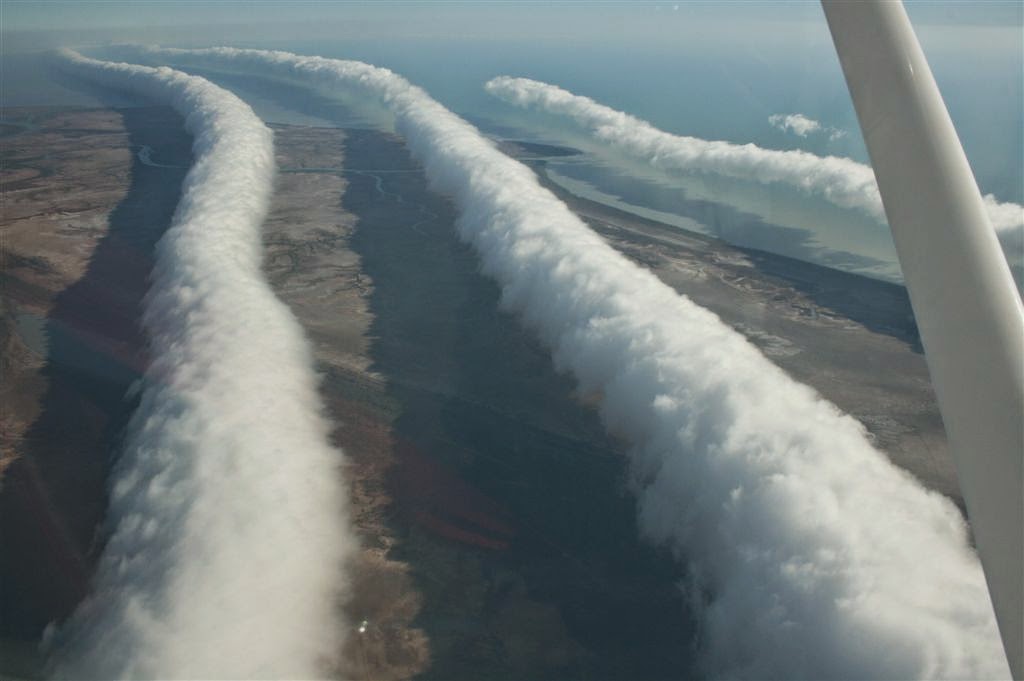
[121,45,1009,679]
[769,112,821,137]
[486,77,1022,241]
[769,113,847,140]
[49,50,355,680]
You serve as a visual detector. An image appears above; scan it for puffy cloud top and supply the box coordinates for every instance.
[769,112,823,137]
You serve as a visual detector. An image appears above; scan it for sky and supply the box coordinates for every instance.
[3,1,1022,47]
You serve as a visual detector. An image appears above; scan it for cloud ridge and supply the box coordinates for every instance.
[485,76,1023,237]
[50,50,354,680]
[129,45,1008,679]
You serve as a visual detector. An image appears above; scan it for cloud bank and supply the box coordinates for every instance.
[50,50,354,680]
[132,46,1008,679]
[769,112,846,140]
[485,76,1023,238]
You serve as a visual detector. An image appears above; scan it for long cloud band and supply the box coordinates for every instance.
[484,76,1024,239]
[50,50,354,680]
